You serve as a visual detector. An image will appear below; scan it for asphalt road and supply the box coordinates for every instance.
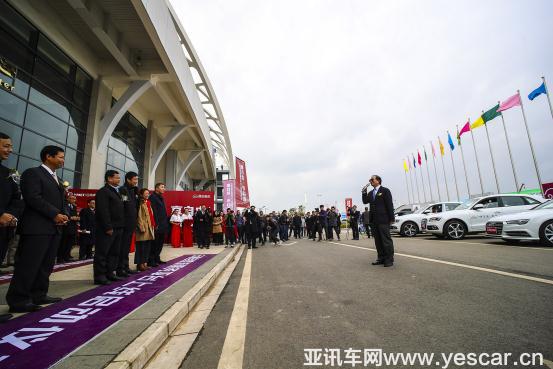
[180,235,553,369]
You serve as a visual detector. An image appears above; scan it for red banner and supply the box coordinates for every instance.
[543,182,553,199]
[235,157,250,208]
[345,198,352,212]
[223,179,236,211]
[70,189,214,214]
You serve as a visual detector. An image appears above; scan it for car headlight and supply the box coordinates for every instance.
[506,219,529,225]
[429,217,441,222]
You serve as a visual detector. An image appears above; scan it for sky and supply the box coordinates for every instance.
[171,0,553,211]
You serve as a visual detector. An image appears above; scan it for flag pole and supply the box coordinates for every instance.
[408,157,417,203]
[518,90,544,195]
[457,125,471,198]
[448,131,460,200]
[498,101,520,192]
[430,141,442,201]
[404,168,411,205]
[424,147,433,202]
[439,138,451,201]
[542,76,553,121]
[413,154,422,203]
[418,155,428,203]
[482,110,501,194]
[469,118,484,196]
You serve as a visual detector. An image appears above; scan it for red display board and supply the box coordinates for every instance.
[345,198,352,212]
[543,182,553,199]
[235,157,250,208]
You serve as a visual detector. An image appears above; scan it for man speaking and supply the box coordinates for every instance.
[362,175,395,267]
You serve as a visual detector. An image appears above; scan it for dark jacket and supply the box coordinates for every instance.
[149,192,169,234]
[194,210,211,231]
[79,207,95,244]
[0,163,23,219]
[292,215,302,227]
[245,210,259,232]
[361,210,371,224]
[19,166,66,235]
[95,184,125,232]
[327,211,339,227]
[119,184,138,231]
[278,214,288,226]
[348,209,360,223]
[65,203,78,235]
[362,186,395,225]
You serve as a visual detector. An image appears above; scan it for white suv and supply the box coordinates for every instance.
[391,202,460,237]
[426,194,544,240]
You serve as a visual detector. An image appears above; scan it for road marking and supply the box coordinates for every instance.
[287,241,298,245]
[327,242,553,286]
[401,237,553,250]
[217,249,252,369]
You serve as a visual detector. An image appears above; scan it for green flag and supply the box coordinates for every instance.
[482,104,501,123]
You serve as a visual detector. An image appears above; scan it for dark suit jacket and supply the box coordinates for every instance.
[245,210,259,232]
[119,184,138,231]
[362,186,395,225]
[95,184,125,232]
[79,207,95,244]
[149,192,169,234]
[65,203,78,235]
[19,166,66,235]
[0,163,24,219]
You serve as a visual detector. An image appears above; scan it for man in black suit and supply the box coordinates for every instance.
[58,194,79,263]
[362,175,395,267]
[149,183,169,265]
[117,171,139,276]
[6,145,68,312]
[78,198,95,260]
[245,206,259,249]
[348,205,361,240]
[94,170,125,285]
[194,205,210,249]
[0,132,24,322]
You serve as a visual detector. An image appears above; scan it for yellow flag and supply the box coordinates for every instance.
[470,116,485,130]
[439,138,445,156]
[403,160,408,172]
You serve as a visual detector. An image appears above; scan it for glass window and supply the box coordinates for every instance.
[0,88,26,124]
[477,197,500,209]
[17,155,40,173]
[0,29,34,72]
[108,136,127,155]
[37,34,72,76]
[69,106,87,131]
[66,126,85,150]
[20,129,57,161]
[64,147,76,172]
[0,1,36,46]
[107,148,125,171]
[61,169,74,187]
[75,67,92,95]
[124,158,138,174]
[522,196,541,205]
[446,203,460,211]
[29,84,70,122]
[72,86,89,112]
[4,152,17,168]
[0,118,22,151]
[0,67,30,100]
[501,196,526,207]
[24,105,68,145]
[33,58,72,100]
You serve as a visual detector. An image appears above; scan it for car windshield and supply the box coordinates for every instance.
[531,200,553,210]
[415,206,431,214]
[455,198,480,210]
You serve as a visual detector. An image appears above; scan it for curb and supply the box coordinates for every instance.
[105,245,243,369]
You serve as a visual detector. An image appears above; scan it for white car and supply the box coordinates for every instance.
[426,194,544,240]
[485,200,553,246]
[391,202,461,237]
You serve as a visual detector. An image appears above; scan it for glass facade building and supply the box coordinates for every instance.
[0,0,91,187]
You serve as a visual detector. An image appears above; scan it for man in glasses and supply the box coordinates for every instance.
[362,175,395,267]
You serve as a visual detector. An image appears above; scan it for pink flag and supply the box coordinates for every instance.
[497,93,521,112]
[431,142,436,157]
[458,121,471,137]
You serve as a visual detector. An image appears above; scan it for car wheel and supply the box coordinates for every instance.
[400,222,419,237]
[539,220,553,247]
[444,220,467,240]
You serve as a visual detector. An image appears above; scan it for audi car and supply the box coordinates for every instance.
[391,202,460,237]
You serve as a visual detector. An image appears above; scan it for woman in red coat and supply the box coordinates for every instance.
[170,208,182,248]
[181,207,194,247]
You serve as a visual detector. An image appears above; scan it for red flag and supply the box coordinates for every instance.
[458,121,471,138]
[417,151,422,166]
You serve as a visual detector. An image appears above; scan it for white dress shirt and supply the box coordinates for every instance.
[41,164,58,184]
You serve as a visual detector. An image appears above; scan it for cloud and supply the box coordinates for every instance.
[173,0,553,210]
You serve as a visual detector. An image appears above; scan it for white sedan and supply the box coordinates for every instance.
[425,194,544,240]
[391,202,460,237]
[485,200,553,246]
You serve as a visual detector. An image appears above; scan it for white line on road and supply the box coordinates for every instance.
[217,249,252,369]
[287,241,298,245]
[401,237,553,251]
[327,241,553,286]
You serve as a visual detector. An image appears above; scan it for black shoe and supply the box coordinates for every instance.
[0,313,13,323]
[9,303,42,313]
[384,262,394,267]
[252,246,258,249]
[127,269,139,275]
[34,296,63,305]
[150,262,159,267]
[372,260,384,265]
[158,260,167,264]
[107,274,124,281]
[116,272,129,278]
[94,279,111,285]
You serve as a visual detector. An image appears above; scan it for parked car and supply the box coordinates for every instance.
[426,194,544,240]
[485,200,553,246]
[394,204,420,217]
[392,202,461,237]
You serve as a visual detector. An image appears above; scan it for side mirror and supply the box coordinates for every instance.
[473,204,484,210]
[423,210,430,214]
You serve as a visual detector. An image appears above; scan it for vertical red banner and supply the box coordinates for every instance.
[345,198,352,212]
[235,157,250,208]
[223,179,236,211]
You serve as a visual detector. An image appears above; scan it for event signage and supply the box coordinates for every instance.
[235,157,250,208]
[0,254,214,369]
[345,198,352,212]
[223,179,236,211]
[543,182,553,199]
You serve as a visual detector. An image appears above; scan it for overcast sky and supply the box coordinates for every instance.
[172,0,553,211]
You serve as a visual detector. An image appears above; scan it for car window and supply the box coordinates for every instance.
[445,203,459,211]
[501,196,526,207]
[477,197,500,209]
[533,200,553,210]
[430,204,443,213]
[522,197,540,205]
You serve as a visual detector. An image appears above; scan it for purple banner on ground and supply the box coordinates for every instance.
[0,259,94,285]
[0,253,215,369]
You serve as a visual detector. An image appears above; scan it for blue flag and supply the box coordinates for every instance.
[528,82,547,101]
[413,156,416,168]
[447,132,455,151]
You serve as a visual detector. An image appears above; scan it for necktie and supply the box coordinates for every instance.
[52,173,58,184]
[372,189,377,200]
